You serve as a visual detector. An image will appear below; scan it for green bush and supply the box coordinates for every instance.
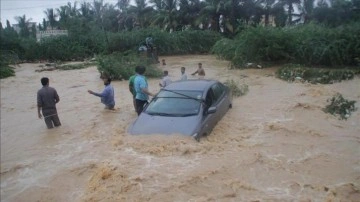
[212,23,360,67]
[0,65,15,79]
[323,93,357,120]
[96,51,162,80]
[107,28,221,55]
[223,79,249,97]
[276,64,356,84]
[56,62,96,70]
[0,50,17,78]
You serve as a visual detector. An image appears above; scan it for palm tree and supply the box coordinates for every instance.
[198,0,226,32]
[117,0,135,31]
[14,15,32,37]
[178,0,204,30]
[44,8,58,29]
[151,0,179,31]
[56,6,69,28]
[67,2,78,17]
[278,0,301,25]
[128,0,153,28]
[79,1,93,20]
[117,0,130,11]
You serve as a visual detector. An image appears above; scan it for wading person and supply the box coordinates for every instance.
[88,77,115,110]
[180,66,187,80]
[191,63,205,79]
[134,66,155,115]
[129,69,139,112]
[37,77,61,129]
[159,70,172,88]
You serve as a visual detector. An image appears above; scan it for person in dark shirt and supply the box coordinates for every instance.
[37,77,61,129]
[88,77,115,110]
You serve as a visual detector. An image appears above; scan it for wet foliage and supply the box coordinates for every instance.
[56,62,96,70]
[223,79,249,97]
[0,51,17,79]
[323,93,357,120]
[96,52,162,80]
[276,64,357,84]
[212,23,360,68]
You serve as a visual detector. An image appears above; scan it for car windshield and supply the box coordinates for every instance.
[145,90,203,117]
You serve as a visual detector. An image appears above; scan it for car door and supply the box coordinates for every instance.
[211,82,229,118]
[201,88,218,136]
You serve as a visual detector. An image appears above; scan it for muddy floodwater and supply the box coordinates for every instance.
[1,55,360,201]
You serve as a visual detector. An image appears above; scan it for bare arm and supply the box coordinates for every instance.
[37,92,42,119]
[54,90,60,103]
[191,70,198,75]
[37,106,42,119]
[141,88,155,97]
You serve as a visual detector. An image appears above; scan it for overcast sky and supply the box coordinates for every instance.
[0,0,123,26]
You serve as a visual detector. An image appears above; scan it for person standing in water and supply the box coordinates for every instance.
[134,66,155,115]
[180,66,187,80]
[191,63,205,79]
[88,77,115,110]
[159,70,172,88]
[37,77,61,129]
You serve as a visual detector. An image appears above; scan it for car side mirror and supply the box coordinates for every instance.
[208,106,217,114]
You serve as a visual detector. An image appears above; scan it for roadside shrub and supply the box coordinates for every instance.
[0,65,15,79]
[0,50,17,78]
[323,93,357,120]
[39,36,91,61]
[223,79,249,97]
[276,64,356,84]
[108,28,221,55]
[212,22,360,67]
[212,26,294,67]
[56,62,96,70]
[96,51,162,80]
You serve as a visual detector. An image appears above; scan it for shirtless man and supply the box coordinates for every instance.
[191,63,205,79]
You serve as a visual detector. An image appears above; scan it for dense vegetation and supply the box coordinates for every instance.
[212,23,360,67]
[0,0,359,79]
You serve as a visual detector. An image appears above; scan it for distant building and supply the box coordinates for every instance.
[36,29,68,42]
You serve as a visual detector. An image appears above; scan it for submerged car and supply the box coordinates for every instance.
[129,79,232,140]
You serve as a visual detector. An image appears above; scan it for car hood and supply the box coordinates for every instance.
[129,113,200,136]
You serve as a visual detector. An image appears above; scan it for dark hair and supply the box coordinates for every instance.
[41,77,49,86]
[163,70,168,75]
[136,65,146,75]
[106,77,112,83]
[181,67,185,70]
[198,63,202,65]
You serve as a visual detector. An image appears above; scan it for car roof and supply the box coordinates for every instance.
[164,79,218,91]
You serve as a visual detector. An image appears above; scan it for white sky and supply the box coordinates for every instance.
[0,0,124,26]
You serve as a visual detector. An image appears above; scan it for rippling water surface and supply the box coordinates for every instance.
[1,55,360,201]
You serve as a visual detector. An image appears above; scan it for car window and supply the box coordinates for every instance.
[211,83,224,104]
[205,89,214,107]
[145,90,202,116]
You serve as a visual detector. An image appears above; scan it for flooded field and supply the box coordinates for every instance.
[1,55,360,201]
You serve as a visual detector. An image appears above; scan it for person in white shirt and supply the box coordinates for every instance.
[180,66,187,80]
[159,70,172,88]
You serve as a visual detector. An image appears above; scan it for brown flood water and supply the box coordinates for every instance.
[1,55,360,201]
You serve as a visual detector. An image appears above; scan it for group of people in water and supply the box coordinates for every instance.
[37,62,206,129]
